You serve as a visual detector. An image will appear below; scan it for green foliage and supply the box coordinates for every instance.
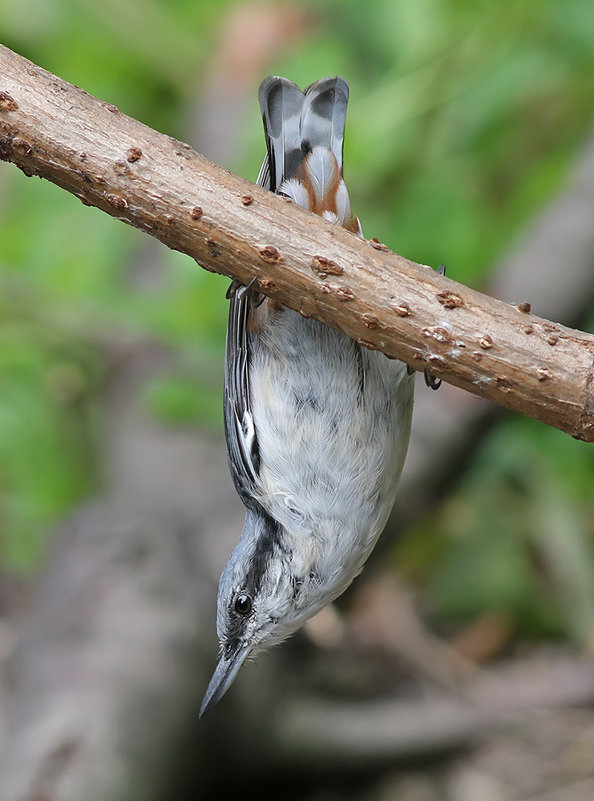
[142,372,223,430]
[1,0,593,644]
[0,310,101,570]
[398,419,594,645]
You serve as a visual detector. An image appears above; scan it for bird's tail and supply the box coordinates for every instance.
[257,76,359,231]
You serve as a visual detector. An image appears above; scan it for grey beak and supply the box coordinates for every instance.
[199,644,251,717]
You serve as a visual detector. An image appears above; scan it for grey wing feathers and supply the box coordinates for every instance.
[224,287,261,505]
[223,152,271,506]
[255,152,271,191]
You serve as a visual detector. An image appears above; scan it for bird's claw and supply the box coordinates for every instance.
[227,277,264,307]
[424,370,442,390]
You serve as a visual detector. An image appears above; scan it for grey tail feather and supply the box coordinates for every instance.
[301,77,349,173]
[258,76,304,192]
[258,76,350,191]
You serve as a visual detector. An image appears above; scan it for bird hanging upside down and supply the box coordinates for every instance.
[200,76,417,716]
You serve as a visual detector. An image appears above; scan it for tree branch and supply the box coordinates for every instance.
[1,44,594,440]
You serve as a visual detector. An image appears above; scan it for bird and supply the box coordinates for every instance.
[200,76,416,716]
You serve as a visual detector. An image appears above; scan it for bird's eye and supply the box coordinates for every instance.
[234,593,253,616]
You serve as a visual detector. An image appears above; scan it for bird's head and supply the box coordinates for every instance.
[200,507,324,716]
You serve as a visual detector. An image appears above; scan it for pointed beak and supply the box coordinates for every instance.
[199,643,251,718]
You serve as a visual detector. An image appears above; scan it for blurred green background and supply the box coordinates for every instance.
[1,0,594,651]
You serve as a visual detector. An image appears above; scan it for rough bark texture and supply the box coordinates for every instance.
[1,44,594,439]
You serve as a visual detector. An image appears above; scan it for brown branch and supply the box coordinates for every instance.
[1,44,594,440]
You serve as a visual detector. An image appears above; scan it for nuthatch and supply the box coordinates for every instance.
[200,76,416,716]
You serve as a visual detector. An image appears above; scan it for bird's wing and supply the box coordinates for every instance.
[223,153,272,507]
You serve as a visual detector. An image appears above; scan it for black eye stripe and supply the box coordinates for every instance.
[244,509,282,597]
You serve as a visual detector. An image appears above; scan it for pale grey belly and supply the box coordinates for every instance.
[249,310,414,545]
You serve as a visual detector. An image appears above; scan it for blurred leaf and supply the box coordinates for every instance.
[142,373,223,430]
